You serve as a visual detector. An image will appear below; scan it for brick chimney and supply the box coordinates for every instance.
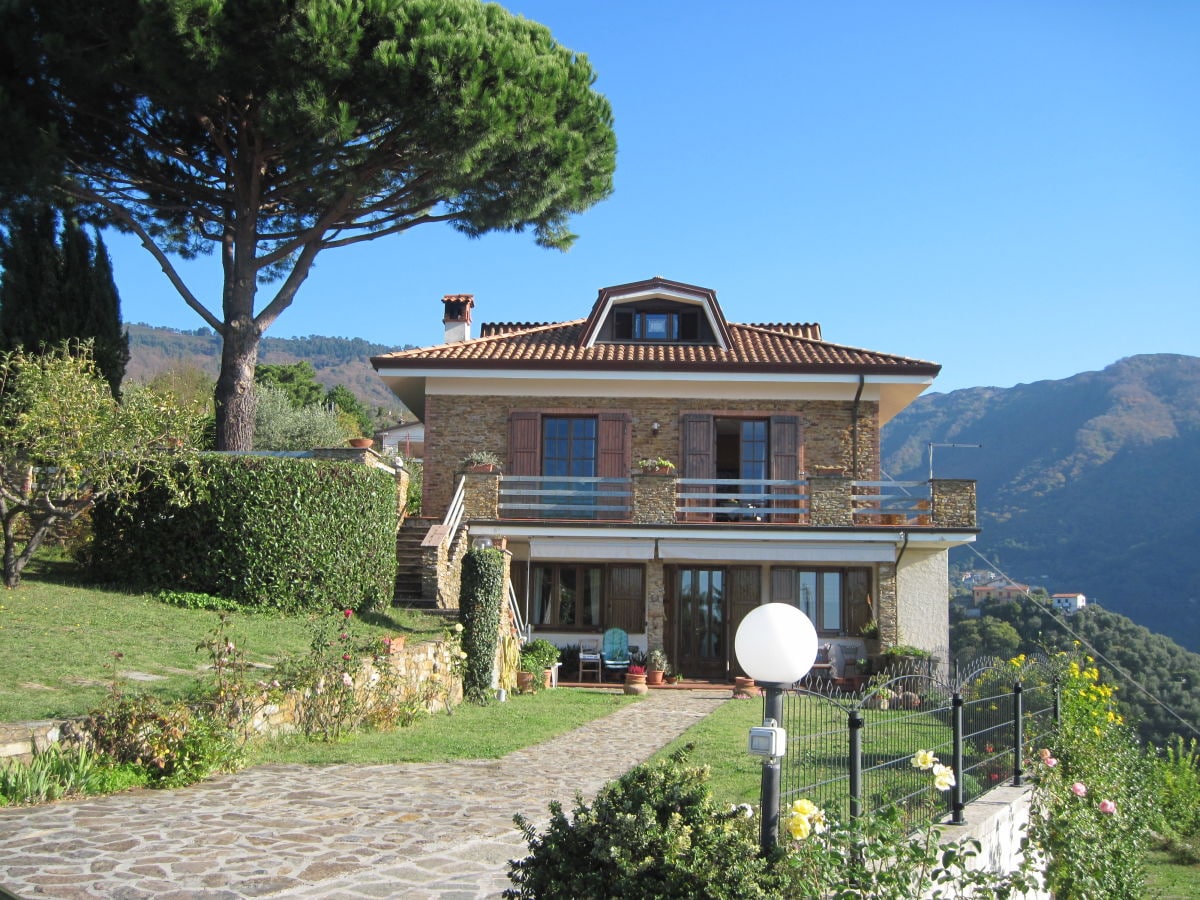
[441,294,474,343]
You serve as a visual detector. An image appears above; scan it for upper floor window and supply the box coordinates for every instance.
[543,416,598,477]
[613,309,701,342]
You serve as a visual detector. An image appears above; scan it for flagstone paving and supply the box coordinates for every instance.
[0,688,730,899]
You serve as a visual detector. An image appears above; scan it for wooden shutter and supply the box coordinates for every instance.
[597,412,631,520]
[680,414,714,522]
[606,565,645,633]
[727,567,762,677]
[771,567,797,605]
[508,411,541,476]
[597,412,631,478]
[769,415,801,523]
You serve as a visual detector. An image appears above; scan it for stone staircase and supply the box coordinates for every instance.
[394,517,433,602]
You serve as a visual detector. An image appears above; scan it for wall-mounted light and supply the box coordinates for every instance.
[472,536,493,550]
[652,421,661,435]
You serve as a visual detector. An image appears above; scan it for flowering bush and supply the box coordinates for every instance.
[1028,651,1153,898]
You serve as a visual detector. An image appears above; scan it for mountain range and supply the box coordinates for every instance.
[881,353,1200,653]
[126,323,412,420]
[127,326,1199,652]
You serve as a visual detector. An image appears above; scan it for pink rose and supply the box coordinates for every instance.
[1071,782,1087,797]
[343,609,353,618]
[1098,799,1116,814]
[1045,757,1058,768]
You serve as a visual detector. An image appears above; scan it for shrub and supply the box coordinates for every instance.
[507,747,788,899]
[83,692,243,788]
[1028,652,1153,899]
[89,455,397,613]
[459,548,505,704]
[1146,737,1200,861]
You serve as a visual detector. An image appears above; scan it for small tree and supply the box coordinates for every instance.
[459,547,505,705]
[0,343,206,586]
[252,385,352,451]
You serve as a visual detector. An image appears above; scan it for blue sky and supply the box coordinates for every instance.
[104,1,1199,395]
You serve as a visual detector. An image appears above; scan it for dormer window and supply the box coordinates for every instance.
[612,308,701,342]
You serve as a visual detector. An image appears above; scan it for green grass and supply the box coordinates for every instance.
[656,695,954,809]
[249,688,640,765]
[1146,850,1200,899]
[0,559,447,722]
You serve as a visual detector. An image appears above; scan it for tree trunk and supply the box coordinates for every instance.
[214,315,261,451]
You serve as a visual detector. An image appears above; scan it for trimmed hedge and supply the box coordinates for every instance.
[89,455,397,613]
[459,547,505,704]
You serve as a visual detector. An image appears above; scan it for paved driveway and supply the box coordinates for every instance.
[0,689,729,899]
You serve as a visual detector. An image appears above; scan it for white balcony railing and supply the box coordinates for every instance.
[499,475,632,520]
[674,478,808,522]
[850,480,932,525]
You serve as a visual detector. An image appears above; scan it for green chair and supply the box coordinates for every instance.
[601,628,630,681]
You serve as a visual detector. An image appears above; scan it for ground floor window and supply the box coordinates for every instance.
[770,567,872,634]
[524,563,645,632]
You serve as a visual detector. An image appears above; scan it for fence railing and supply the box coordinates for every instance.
[674,477,808,522]
[779,659,1058,833]
[498,475,631,520]
[850,480,932,526]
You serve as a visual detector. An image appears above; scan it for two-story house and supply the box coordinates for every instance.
[372,277,977,679]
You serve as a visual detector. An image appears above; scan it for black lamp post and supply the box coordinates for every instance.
[733,603,817,855]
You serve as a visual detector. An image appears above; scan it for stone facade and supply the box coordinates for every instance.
[423,394,879,518]
[933,479,977,529]
[632,473,676,525]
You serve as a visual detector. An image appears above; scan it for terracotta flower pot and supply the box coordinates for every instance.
[516,671,536,694]
[646,670,665,686]
[349,437,374,449]
[733,676,759,698]
[623,673,648,695]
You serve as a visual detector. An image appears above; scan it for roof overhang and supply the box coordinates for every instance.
[369,367,935,425]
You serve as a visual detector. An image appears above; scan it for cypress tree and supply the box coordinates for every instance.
[0,203,130,395]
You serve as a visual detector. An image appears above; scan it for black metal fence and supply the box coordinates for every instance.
[779,657,1058,830]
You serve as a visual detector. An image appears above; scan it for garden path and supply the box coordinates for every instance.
[0,688,729,899]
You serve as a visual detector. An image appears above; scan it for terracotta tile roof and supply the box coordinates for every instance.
[373,318,939,374]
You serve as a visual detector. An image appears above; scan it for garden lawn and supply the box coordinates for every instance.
[1146,851,1200,899]
[250,688,640,765]
[655,693,953,810]
[0,561,447,722]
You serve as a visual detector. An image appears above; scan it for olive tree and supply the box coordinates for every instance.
[0,344,207,586]
[2,0,617,450]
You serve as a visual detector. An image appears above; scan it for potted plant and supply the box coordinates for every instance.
[462,450,502,473]
[879,644,933,675]
[623,664,648,695]
[519,638,561,690]
[349,436,374,449]
[646,648,668,686]
[637,457,676,475]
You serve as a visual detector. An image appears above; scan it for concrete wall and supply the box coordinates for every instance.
[936,785,1049,899]
[896,546,951,659]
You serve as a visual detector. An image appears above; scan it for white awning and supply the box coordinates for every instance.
[527,538,656,561]
[656,539,895,563]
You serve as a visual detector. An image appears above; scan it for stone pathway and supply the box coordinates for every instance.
[0,689,729,899]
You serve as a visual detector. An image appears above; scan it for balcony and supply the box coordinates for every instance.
[498,475,632,520]
[479,471,975,529]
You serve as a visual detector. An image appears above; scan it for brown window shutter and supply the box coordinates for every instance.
[606,565,645,633]
[597,412,631,478]
[680,414,714,523]
[769,415,801,523]
[508,411,541,476]
[771,567,797,605]
[728,567,762,677]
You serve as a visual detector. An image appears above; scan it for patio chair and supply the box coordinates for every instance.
[578,638,602,682]
[601,628,630,681]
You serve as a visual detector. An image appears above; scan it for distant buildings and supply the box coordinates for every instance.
[1051,592,1087,615]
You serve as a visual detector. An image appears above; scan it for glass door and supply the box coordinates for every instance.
[678,568,726,678]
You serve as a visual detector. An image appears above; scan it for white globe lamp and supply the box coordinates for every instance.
[734,602,818,686]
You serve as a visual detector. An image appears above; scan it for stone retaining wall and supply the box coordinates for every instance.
[0,637,463,766]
